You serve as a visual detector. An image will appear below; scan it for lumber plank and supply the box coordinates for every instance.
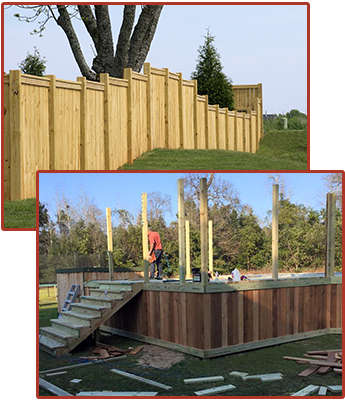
[283,356,342,368]
[307,349,341,355]
[111,368,172,390]
[298,365,319,377]
[328,385,342,393]
[291,385,319,396]
[128,345,144,355]
[184,376,224,384]
[77,391,158,396]
[195,384,236,396]
[39,378,72,396]
[316,351,336,375]
[318,387,327,396]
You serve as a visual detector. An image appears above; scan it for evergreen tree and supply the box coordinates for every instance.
[18,47,47,76]
[191,30,234,110]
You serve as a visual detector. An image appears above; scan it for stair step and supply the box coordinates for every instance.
[39,334,67,352]
[60,310,98,326]
[89,289,124,300]
[51,319,85,336]
[80,296,115,307]
[70,303,106,317]
[40,327,76,346]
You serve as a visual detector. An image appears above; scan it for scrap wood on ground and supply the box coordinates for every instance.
[80,342,144,361]
[283,349,342,377]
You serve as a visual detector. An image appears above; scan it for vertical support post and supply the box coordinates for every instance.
[242,112,246,152]
[224,107,229,150]
[178,179,186,284]
[9,70,23,200]
[123,68,133,164]
[249,109,253,153]
[106,207,114,281]
[163,68,170,149]
[204,95,209,149]
[215,104,220,149]
[142,193,149,283]
[185,220,191,279]
[193,79,198,149]
[258,83,263,138]
[200,178,208,287]
[99,73,110,170]
[256,98,260,150]
[234,110,238,151]
[325,193,336,277]
[46,75,56,170]
[272,184,279,280]
[178,72,184,149]
[208,220,213,274]
[143,63,152,152]
[77,76,86,170]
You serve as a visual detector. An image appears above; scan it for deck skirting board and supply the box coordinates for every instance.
[100,326,341,359]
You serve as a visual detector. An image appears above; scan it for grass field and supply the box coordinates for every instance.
[3,198,36,229]
[39,305,340,397]
[120,130,307,170]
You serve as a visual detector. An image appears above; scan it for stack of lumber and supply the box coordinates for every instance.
[80,342,144,361]
[283,349,342,377]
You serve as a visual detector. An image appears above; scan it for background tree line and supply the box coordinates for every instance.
[39,174,342,283]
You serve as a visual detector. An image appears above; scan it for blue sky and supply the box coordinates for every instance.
[39,172,330,225]
[3,4,307,114]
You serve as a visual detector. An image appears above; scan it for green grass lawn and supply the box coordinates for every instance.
[3,198,36,229]
[119,130,307,170]
[39,305,340,397]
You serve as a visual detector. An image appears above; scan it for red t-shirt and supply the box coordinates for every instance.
[148,231,163,251]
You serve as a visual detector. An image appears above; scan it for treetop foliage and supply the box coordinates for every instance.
[18,46,47,76]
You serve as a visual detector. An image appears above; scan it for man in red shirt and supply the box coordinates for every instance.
[148,229,163,280]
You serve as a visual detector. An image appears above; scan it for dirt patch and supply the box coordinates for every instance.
[136,344,185,369]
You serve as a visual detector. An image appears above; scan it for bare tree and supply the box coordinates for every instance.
[11,5,163,80]
[148,192,172,223]
[323,173,342,209]
[267,173,292,199]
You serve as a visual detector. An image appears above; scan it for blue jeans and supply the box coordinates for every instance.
[150,249,163,278]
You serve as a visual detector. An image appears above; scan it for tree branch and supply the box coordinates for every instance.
[112,5,136,78]
[78,5,99,49]
[56,5,97,81]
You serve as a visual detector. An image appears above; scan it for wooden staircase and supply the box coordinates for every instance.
[39,281,143,356]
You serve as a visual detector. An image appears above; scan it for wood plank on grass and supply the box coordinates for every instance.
[184,376,224,384]
[77,391,158,396]
[318,387,327,396]
[195,384,236,396]
[291,385,319,396]
[298,365,319,377]
[39,378,72,396]
[111,368,172,390]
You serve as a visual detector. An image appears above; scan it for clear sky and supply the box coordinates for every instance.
[3,3,307,114]
[39,172,330,225]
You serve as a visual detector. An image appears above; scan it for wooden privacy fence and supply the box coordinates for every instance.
[3,64,263,200]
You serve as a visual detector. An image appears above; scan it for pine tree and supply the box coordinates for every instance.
[191,30,234,110]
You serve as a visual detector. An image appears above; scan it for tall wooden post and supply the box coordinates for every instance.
[143,63,152,152]
[208,221,213,274]
[272,184,279,280]
[99,73,110,170]
[142,193,149,283]
[185,220,191,279]
[76,76,86,170]
[200,178,208,287]
[325,193,336,277]
[178,72,184,149]
[123,68,133,164]
[178,179,186,283]
[106,207,114,280]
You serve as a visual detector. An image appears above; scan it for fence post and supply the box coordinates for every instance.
[249,109,253,153]
[178,179,186,284]
[185,220,191,279]
[258,83,263,138]
[208,220,213,274]
[234,110,238,151]
[9,70,23,200]
[163,68,170,149]
[256,98,260,150]
[77,77,87,170]
[99,73,110,170]
[242,113,246,152]
[200,178,208,288]
[193,80,198,149]
[224,107,229,150]
[325,193,336,277]
[142,193,149,283]
[215,104,220,149]
[204,95,209,149]
[123,68,133,164]
[46,75,56,170]
[272,184,279,280]
[178,72,184,149]
[106,207,114,281]
[143,63,152,152]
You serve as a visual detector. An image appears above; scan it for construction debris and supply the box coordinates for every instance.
[229,371,249,378]
[111,368,172,390]
[46,371,67,377]
[242,373,283,382]
[39,378,72,396]
[318,387,327,396]
[77,391,158,396]
[194,384,236,396]
[70,379,82,384]
[328,385,342,393]
[291,385,319,396]
[184,376,224,384]
[284,349,342,377]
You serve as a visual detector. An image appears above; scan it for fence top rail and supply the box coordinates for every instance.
[86,80,105,91]
[233,84,261,90]
[168,71,180,80]
[132,71,148,82]
[108,76,128,88]
[151,66,166,76]
[197,95,206,102]
[183,79,194,87]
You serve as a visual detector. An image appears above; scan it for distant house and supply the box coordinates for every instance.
[263,113,277,121]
